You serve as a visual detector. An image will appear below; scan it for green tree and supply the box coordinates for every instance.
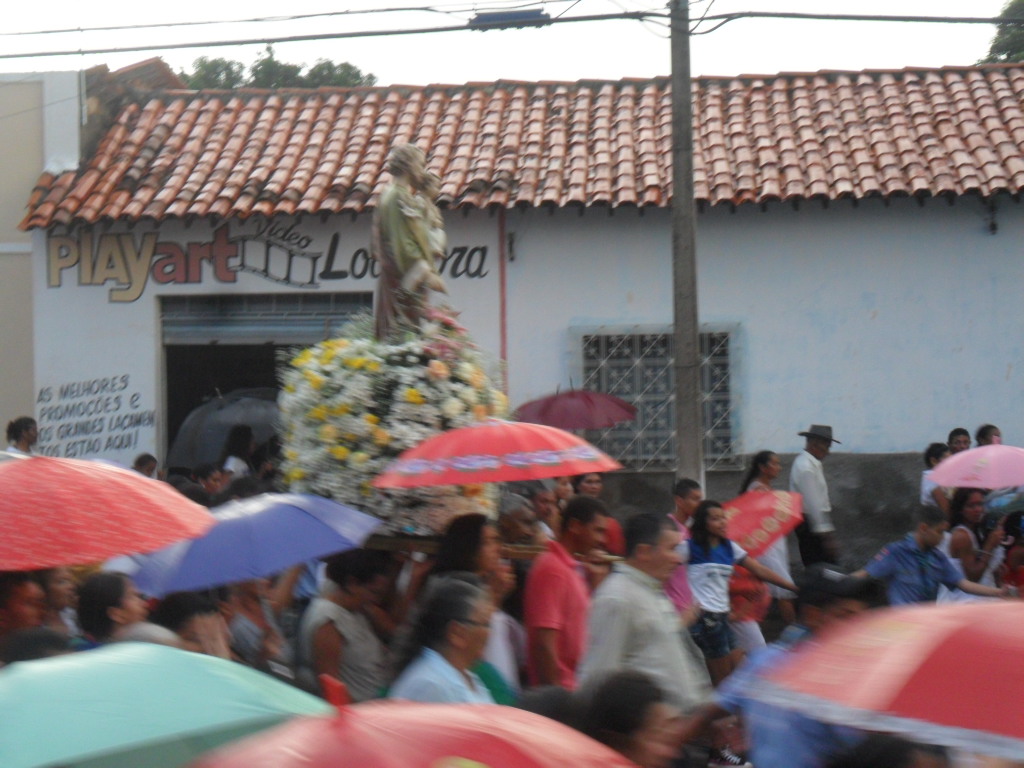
[983,0,1024,63]
[180,46,375,89]
[302,59,376,88]
[248,45,304,88]
[180,57,245,89]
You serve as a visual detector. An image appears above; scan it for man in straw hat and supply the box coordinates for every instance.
[790,425,841,567]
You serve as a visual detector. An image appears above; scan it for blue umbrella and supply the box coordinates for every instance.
[131,493,381,596]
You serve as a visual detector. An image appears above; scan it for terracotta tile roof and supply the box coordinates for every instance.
[22,64,1024,229]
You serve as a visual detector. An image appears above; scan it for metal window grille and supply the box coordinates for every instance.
[580,328,736,471]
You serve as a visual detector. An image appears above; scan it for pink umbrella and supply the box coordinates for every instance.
[515,389,636,430]
[929,444,1024,489]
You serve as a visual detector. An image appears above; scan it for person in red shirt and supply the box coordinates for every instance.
[524,496,609,688]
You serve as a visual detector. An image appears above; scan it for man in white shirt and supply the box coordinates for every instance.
[790,424,841,566]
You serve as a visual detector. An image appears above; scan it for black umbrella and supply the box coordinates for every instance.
[166,388,279,470]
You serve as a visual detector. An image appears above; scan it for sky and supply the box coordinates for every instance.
[0,0,1013,85]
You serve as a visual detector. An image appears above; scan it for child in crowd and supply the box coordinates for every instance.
[680,500,798,684]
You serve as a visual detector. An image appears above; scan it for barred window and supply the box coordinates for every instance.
[579,328,735,470]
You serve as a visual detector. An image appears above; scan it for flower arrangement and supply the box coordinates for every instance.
[278,308,508,534]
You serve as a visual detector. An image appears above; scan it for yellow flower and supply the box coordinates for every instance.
[286,467,306,483]
[351,451,369,466]
[319,348,337,365]
[344,357,367,369]
[360,481,374,497]
[308,405,328,421]
[372,427,390,447]
[318,424,339,441]
[291,349,314,367]
[405,387,426,405]
[330,445,351,461]
[470,370,486,390]
[303,370,325,390]
[284,449,298,461]
[366,360,382,372]
[489,391,509,416]
[283,383,296,393]
[472,404,489,421]
[364,414,380,425]
[330,403,352,416]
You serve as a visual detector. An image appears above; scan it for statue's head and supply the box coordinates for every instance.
[420,171,441,199]
[388,144,426,181]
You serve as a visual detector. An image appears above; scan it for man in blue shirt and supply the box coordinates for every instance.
[680,565,882,768]
[854,505,1010,605]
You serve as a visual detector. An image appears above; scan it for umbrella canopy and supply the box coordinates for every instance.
[0,456,214,570]
[0,642,332,768]
[515,389,637,430]
[373,418,621,489]
[167,388,279,470]
[753,602,1024,759]
[130,493,382,597]
[723,490,803,558]
[929,444,1024,489]
[190,700,638,768]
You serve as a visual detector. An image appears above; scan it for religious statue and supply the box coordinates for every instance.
[371,144,448,340]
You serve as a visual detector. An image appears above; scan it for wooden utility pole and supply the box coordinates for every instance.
[670,0,704,483]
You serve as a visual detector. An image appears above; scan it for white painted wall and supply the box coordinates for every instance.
[32,193,1024,464]
[504,195,1024,454]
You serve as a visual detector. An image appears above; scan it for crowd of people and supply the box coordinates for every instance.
[1,414,1020,768]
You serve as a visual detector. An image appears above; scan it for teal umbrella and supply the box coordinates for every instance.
[0,642,331,768]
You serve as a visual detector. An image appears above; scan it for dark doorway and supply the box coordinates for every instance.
[165,344,285,455]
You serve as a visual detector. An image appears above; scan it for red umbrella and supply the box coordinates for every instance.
[515,389,637,430]
[0,456,215,570]
[754,602,1024,759]
[373,419,621,489]
[723,490,803,558]
[190,700,638,768]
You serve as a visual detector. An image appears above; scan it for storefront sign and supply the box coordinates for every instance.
[47,223,490,303]
[35,374,156,458]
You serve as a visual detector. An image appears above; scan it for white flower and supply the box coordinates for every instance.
[441,398,464,419]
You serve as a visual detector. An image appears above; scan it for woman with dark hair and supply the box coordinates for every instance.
[76,572,148,647]
[296,549,391,700]
[150,590,231,658]
[920,443,951,515]
[389,576,495,703]
[220,424,256,479]
[684,500,798,684]
[938,487,1004,602]
[738,450,795,628]
[5,416,37,455]
[432,513,523,697]
[579,670,683,768]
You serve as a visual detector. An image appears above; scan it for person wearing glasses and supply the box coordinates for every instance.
[389,577,495,704]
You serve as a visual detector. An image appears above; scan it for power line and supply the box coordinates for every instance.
[1,10,1022,62]
[0,10,663,62]
[690,11,1024,36]
[0,1,575,38]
